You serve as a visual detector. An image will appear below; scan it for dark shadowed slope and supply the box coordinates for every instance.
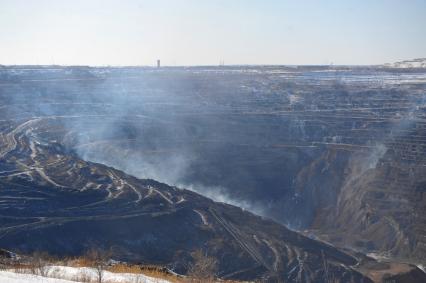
[0,116,373,282]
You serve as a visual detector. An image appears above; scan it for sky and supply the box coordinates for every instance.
[0,0,425,66]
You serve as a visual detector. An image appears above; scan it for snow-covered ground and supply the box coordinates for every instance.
[0,266,172,283]
[0,271,77,283]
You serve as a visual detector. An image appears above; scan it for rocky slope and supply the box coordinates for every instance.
[307,145,426,263]
[0,117,373,282]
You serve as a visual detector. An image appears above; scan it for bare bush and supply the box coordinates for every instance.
[86,247,112,283]
[75,270,93,283]
[0,257,7,271]
[132,275,144,283]
[186,249,217,283]
[30,251,51,276]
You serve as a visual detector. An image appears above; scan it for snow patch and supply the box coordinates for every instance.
[0,271,77,283]
[2,266,172,283]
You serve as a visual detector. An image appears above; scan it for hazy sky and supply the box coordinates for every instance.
[1,0,425,66]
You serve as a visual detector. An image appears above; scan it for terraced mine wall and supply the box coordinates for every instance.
[0,65,425,267]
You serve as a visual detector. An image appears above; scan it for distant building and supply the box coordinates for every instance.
[157,59,160,68]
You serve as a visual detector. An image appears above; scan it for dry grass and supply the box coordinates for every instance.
[108,263,184,283]
[71,256,94,267]
[107,263,244,283]
[1,254,247,283]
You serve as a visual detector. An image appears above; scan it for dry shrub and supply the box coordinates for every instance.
[12,263,28,274]
[85,248,112,283]
[29,251,51,276]
[75,270,93,283]
[186,249,217,283]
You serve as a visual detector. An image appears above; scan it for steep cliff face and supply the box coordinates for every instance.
[293,148,351,227]
[298,143,426,264]
[336,153,425,261]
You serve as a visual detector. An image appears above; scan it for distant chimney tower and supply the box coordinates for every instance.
[157,59,160,68]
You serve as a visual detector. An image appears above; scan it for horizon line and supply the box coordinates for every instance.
[2,58,425,69]
[2,57,426,69]
[0,63,394,68]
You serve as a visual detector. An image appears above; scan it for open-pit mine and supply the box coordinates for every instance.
[0,64,425,282]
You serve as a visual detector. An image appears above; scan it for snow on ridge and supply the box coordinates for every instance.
[384,58,426,68]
